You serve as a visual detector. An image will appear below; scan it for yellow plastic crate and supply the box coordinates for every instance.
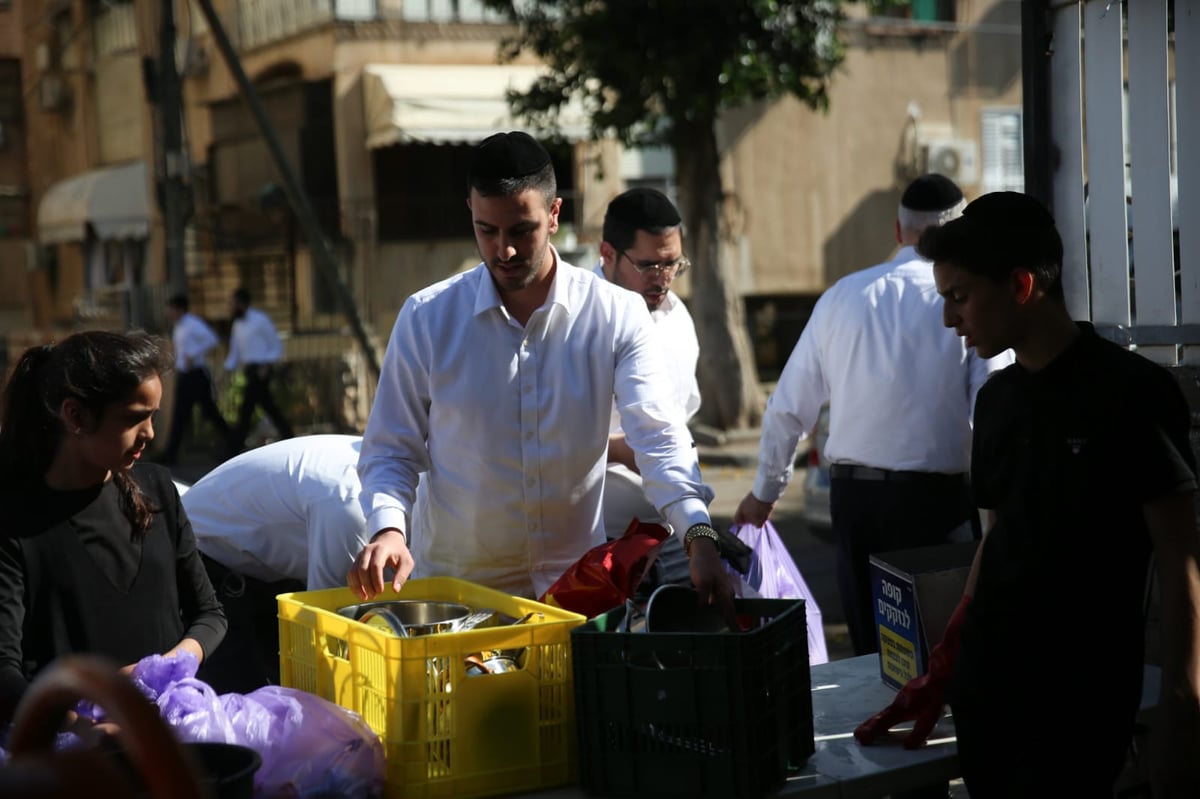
[277,578,586,799]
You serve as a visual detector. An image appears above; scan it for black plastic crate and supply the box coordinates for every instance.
[571,597,814,799]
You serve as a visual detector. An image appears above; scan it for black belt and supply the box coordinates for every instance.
[829,464,967,484]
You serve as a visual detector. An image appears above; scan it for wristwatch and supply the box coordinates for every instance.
[684,523,721,557]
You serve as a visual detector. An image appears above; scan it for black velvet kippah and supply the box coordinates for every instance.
[605,187,681,229]
[469,131,552,180]
[901,173,964,211]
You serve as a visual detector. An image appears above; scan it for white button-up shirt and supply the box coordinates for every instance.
[172,312,220,372]
[752,246,1014,502]
[594,264,701,432]
[224,307,284,370]
[183,435,368,590]
[359,252,713,598]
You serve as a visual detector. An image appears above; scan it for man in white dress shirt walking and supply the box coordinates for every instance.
[349,131,731,605]
[225,287,293,453]
[595,188,701,589]
[183,434,368,691]
[734,174,1012,658]
[161,294,231,465]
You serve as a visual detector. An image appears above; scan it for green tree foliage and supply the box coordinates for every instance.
[482,0,846,430]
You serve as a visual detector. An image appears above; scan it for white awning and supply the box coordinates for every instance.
[37,160,150,244]
[363,64,591,149]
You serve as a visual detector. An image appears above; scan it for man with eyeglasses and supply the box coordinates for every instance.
[595,188,701,590]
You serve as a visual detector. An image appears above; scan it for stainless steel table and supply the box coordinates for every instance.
[520,654,1162,798]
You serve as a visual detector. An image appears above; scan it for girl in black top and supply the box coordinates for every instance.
[0,330,227,732]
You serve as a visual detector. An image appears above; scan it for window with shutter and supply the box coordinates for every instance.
[980,108,1025,193]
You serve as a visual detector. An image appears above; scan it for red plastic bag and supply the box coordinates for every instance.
[539,519,669,617]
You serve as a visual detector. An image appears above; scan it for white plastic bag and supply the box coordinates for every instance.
[726,522,830,665]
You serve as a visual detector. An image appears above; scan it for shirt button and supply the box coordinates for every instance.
[524,431,534,440]
[526,477,535,487]
[528,522,537,532]
[523,385,533,393]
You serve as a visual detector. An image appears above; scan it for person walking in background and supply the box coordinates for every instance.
[348,131,730,605]
[225,287,293,453]
[595,187,700,588]
[182,434,368,693]
[735,174,1012,658]
[161,294,231,466]
[0,331,226,730]
[855,192,1200,797]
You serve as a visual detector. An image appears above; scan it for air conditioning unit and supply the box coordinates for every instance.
[38,74,71,114]
[181,39,210,79]
[922,138,979,186]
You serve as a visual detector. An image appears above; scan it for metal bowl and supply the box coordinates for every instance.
[336,600,471,636]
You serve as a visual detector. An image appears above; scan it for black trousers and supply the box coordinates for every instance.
[197,554,304,695]
[829,472,975,657]
[162,368,230,463]
[230,364,294,453]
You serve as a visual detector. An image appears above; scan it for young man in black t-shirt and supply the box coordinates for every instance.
[853,191,1200,798]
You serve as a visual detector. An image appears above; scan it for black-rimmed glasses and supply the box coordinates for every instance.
[619,251,691,277]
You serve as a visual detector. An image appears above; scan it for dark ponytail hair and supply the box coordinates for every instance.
[0,330,172,538]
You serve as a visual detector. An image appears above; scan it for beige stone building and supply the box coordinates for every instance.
[0,1,32,343]
[2,0,1024,412]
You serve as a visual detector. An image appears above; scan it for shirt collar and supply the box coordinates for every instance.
[473,245,571,319]
[1015,321,1096,382]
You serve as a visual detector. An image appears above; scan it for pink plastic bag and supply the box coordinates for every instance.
[726,522,829,665]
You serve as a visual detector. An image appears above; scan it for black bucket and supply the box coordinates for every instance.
[182,742,262,799]
[103,740,262,799]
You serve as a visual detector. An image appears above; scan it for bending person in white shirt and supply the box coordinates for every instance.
[734,174,1014,659]
[182,434,369,692]
[350,131,731,605]
[161,294,231,465]
[224,287,294,453]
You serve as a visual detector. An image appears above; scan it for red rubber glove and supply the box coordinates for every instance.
[854,594,971,749]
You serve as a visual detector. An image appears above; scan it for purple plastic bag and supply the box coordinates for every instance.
[237,686,385,799]
[158,677,238,744]
[727,521,830,665]
[110,651,384,798]
[73,651,202,723]
[133,651,201,700]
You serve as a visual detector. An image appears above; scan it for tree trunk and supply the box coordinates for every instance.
[672,119,763,431]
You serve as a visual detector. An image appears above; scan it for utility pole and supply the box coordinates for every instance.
[159,0,188,297]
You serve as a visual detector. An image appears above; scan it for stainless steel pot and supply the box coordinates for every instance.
[336,600,471,637]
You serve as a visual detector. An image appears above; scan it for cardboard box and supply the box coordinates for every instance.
[870,542,977,690]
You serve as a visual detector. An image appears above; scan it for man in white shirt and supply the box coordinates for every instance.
[594,188,701,593]
[161,294,231,465]
[183,434,369,691]
[349,131,731,604]
[224,287,294,453]
[734,174,1013,659]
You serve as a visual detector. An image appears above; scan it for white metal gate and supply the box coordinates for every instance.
[1048,0,1198,364]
